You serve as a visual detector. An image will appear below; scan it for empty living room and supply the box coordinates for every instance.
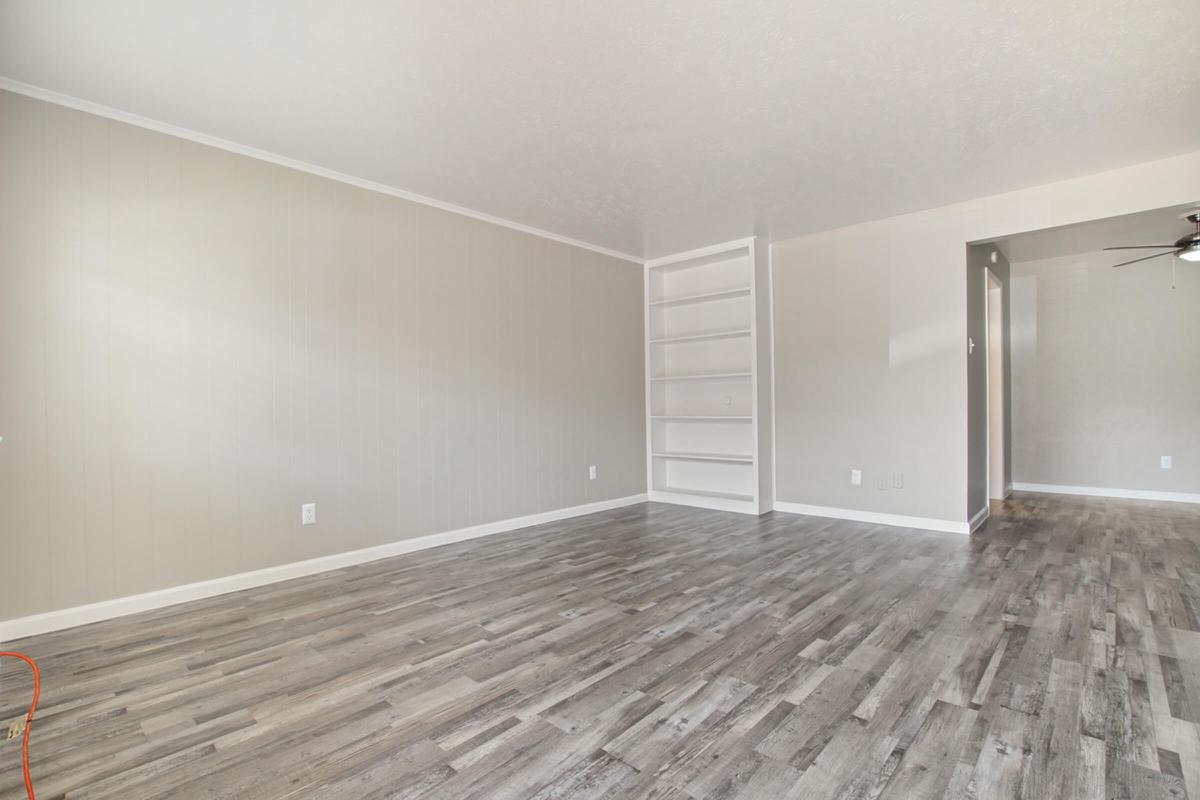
[2,2,1199,798]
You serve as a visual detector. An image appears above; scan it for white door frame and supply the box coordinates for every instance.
[984,269,1005,501]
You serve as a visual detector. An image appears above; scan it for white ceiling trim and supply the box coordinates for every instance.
[0,76,644,265]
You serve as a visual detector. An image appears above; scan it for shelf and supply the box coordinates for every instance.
[649,328,752,345]
[647,245,752,272]
[654,486,755,503]
[649,371,752,382]
[644,237,769,516]
[648,287,751,308]
[651,451,754,464]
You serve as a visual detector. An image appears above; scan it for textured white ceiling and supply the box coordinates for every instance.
[996,204,1198,263]
[1,0,1197,259]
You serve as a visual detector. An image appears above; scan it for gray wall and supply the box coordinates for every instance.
[772,228,969,523]
[0,89,646,621]
[966,245,1011,520]
[771,149,1200,526]
[1010,250,1199,493]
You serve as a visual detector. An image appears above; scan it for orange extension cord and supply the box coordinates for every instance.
[0,652,39,800]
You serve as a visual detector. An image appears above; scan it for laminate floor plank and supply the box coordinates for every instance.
[1,492,1199,798]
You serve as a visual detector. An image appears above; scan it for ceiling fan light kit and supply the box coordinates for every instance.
[1103,209,1200,269]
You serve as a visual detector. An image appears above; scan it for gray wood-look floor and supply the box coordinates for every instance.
[3,494,1200,799]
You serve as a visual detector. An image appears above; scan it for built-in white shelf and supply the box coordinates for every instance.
[648,287,751,308]
[644,238,773,515]
[649,328,752,345]
[651,451,754,464]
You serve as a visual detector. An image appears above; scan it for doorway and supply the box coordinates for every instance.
[985,270,1005,500]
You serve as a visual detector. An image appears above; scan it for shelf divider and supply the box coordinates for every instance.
[649,328,752,345]
[650,371,751,382]
[651,415,753,422]
[648,286,751,308]
[652,451,754,464]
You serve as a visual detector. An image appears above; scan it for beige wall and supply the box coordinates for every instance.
[771,148,1200,525]
[1010,250,1200,493]
[0,89,646,621]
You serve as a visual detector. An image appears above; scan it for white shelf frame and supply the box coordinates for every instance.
[643,237,773,515]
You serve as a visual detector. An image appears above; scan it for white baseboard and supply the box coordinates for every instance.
[1011,483,1200,504]
[969,505,991,532]
[0,493,647,643]
[773,501,970,535]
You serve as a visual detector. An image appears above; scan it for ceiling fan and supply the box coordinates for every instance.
[1105,209,1200,268]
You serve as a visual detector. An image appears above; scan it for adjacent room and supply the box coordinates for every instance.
[1,2,1198,798]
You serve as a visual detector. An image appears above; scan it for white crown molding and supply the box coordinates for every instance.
[1012,483,1200,505]
[0,493,647,642]
[774,501,970,535]
[0,77,644,266]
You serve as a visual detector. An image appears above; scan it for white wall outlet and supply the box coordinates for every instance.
[850,469,862,486]
[589,465,597,480]
[877,476,888,490]
[893,472,904,489]
[301,503,316,525]
[1161,456,1173,470]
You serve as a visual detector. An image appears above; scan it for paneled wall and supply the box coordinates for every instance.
[0,89,645,620]
[1010,250,1200,493]
[771,150,1200,526]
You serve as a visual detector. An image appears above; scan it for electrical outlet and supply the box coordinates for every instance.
[588,465,597,480]
[893,472,904,489]
[301,503,316,525]
[850,469,862,486]
[1162,456,1173,470]
[877,476,888,490]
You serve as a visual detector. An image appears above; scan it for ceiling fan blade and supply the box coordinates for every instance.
[1111,251,1176,268]
[1103,245,1177,250]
